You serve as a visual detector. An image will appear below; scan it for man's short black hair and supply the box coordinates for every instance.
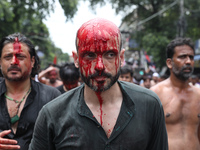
[0,33,40,77]
[120,65,133,77]
[59,62,79,82]
[166,37,195,59]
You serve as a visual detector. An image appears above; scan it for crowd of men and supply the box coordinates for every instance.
[0,18,200,150]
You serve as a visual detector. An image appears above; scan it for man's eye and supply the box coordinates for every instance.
[179,55,186,59]
[189,56,194,60]
[84,53,96,59]
[104,52,116,59]
[16,54,26,60]
[4,56,12,60]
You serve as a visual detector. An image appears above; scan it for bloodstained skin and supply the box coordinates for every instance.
[13,37,22,65]
[77,18,121,126]
[95,91,103,125]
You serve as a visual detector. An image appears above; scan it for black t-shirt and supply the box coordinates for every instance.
[56,85,65,94]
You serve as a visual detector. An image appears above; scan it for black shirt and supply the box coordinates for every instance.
[0,79,61,150]
[56,85,65,94]
[29,81,168,150]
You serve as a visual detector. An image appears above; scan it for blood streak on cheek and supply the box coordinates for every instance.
[79,58,93,78]
[13,37,22,65]
[95,91,103,126]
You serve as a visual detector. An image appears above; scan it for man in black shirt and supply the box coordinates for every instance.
[0,33,60,150]
[29,18,168,150]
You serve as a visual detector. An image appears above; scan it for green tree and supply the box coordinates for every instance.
[0,0,76,68]
[83,0,200,69]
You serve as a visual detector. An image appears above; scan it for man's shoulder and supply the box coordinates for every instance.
[191,84,200,95]
[31,80,61,95]
[119,81,160,101]
[43,84,83,110]
[150,79,169,92]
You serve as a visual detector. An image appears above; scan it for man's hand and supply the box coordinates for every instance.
[0,130,20,150]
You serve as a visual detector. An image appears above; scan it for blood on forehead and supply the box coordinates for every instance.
[12,37,22,65]
[77,18,121,53]
[13,37,22,53]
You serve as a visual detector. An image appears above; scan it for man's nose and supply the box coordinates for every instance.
[11,55,19,65]
[95,56,105,71]
[185,56,192,64]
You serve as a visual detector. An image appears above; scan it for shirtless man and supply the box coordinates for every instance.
[151,37,200,150]
[38,65,63,87]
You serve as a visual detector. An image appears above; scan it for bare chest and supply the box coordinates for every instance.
[162,93,200,124]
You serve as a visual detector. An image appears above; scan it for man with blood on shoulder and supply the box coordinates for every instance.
[29,18,168,150]
[0,33,61,150]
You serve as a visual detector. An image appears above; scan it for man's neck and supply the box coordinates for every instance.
[169,74,190,89]
[84,82,122,105]
[5,78,31,94]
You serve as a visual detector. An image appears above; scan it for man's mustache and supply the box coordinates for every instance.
[182,65,193,71]
[89,71,112,79]
[7,66,21,72]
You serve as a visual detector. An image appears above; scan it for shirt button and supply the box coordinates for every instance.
[105,144,110,150]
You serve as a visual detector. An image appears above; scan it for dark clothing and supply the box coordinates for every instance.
[0,79,61,150]
[56,85,65,94]
[29,81,168,150]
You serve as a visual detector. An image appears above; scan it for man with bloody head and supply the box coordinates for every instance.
[38,64,63,88]
[57,62,80,94]
[0,33,61,150]
[29,18,168,150]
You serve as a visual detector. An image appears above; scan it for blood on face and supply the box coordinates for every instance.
[76,18,121,78]
[76,18,122,126]
[12,37,22,65]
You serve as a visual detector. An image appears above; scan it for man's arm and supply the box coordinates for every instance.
[198,119,200,143]
[29,108,53,150]
[0,130,20,150]
[38,66,55,84]
[148,99,168,150]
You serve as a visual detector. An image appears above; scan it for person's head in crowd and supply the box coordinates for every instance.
[0,33,40,80]
[73,18,124,92]
[59,62,80,91]
[119,65,133,83]
[166,37,194,81]
[143,74,152,89]
[45,63,60,84]
[160,74,168,82]
[152,72,160,84]
[48,69,58,84]
[189,74,199,85]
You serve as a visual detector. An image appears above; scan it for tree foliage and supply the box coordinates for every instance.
[0,0,75,69]
[84,0,200,69]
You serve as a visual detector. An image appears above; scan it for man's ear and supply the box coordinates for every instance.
[120,49,125,67]
[72,51,79,68]
[31,56,35,68]
[166,58,172,69]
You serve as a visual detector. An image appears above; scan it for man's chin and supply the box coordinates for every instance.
[6,77,22,82]
[5,75,28,82]
[87,81,115,92]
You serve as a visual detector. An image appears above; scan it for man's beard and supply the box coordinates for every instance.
[3,66,30,82]
[80,70,120,92]
[49,78,56,84]
[172,61,194,81]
